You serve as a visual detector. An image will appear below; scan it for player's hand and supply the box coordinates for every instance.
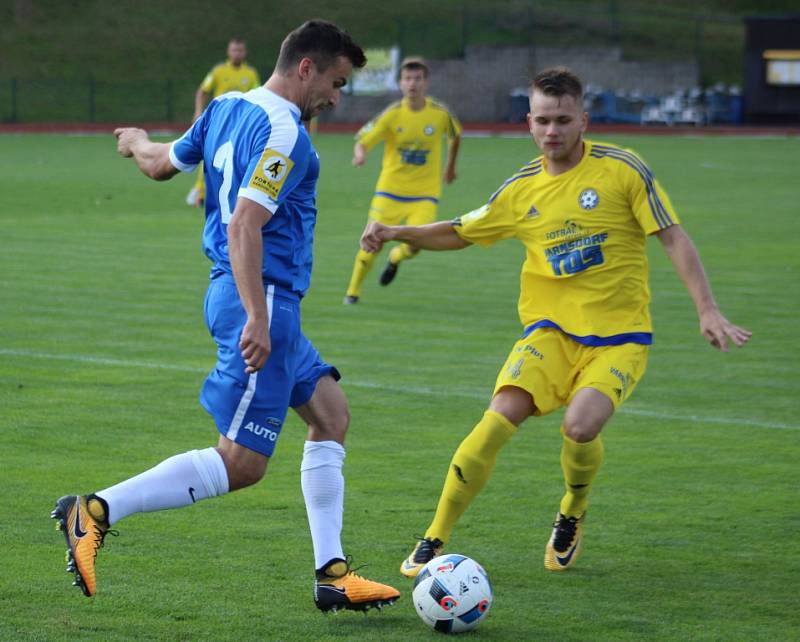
[444,166,457,184]
[114,127,148,158]
[699,309,752,352]
[352,144,366,167]
[360,220,394,253]
[239,317,271,374]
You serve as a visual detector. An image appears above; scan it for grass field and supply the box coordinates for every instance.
[1,131,798,641]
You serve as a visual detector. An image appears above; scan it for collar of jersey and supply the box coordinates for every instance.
[540,139,592,180]
[254,87,301,119]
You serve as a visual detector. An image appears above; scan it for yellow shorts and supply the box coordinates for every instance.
[493,327,649,415]
[368,194,438,226]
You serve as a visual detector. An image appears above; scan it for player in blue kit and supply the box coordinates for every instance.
[50,20,400,613]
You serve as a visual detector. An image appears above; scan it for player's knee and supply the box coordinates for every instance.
[489,386,535,426]
[215,443,269,490]
[562,417,602,443]
[225,458,268,490]
[307,409,349,444]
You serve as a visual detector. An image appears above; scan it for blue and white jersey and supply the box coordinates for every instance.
[170,87,320,298]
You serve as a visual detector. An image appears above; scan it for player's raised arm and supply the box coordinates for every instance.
[361,220,470,254]
[656,224,752,352]
[114,127,179,181]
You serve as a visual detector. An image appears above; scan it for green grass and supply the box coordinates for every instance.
[0,132,798,641]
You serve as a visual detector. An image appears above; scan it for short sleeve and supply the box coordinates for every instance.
[238,116,309,213]
[355,107,393,150]
[446,110,462,139]
[452,182,518,247]
[621,149,681,234]
[169,115,206,172]
[200,66,217,94]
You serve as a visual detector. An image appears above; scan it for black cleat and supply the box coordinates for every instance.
[379,261,398,286]
[343,295,359,305]
[544,512,585,571]
[400,536,444,577]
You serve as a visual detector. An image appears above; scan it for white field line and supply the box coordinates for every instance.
[1,348,797,431]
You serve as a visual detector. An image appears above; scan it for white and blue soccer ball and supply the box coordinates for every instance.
[412,554,493,634]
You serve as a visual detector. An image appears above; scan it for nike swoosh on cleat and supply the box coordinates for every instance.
[556,544,579,566]
[319,585,347,595]
[73,499,88,538]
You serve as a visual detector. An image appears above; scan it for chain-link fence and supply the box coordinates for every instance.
[0,77,197,123]
[0,4,745,123]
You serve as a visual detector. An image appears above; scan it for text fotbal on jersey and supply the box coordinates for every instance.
[249,148,294,200]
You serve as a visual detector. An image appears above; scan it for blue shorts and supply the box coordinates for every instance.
[199,275,339,457]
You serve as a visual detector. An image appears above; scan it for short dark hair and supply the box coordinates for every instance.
[276,20,366,73]
[229,37,246,45]
[530,67,583,100]
[399,56,428,79]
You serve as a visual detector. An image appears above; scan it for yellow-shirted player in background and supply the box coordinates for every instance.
[343,57,461,304]
[185,37,260,207]
[361,67,751,575]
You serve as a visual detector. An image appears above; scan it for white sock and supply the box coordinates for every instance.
[300,440,346,569]
[96,447,229,526]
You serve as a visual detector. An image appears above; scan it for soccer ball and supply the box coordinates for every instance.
[412,554,493,634]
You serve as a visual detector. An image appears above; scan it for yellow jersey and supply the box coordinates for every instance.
[200,60,261,98]
[453,139,680,345]
[356,97,461,200]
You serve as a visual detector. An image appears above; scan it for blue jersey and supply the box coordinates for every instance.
[170,87,320,297]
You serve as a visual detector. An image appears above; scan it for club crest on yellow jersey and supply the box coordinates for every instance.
[579,188,600,210]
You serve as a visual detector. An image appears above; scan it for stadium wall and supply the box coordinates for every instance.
[322,45,699,124]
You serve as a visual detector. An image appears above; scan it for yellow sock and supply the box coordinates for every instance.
[389,243,417,265]
[559,431,604,517]
[346,249,377,297]
[426,410,517,543]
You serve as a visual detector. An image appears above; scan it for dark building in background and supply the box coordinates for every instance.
[744,16,800,123]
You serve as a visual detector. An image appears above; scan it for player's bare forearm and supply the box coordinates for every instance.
[444,135,461,184]
[114,127,178,181]
[361,220,469,253]
[228,198,274,373]
[658,225,717,313]
[352,142,367,167]
[657,224,752,351]
[193,89,210,122]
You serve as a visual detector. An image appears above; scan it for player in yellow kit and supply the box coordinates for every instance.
[360,67,752,574]
[186,37,261,207]
[344,57,461,304]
